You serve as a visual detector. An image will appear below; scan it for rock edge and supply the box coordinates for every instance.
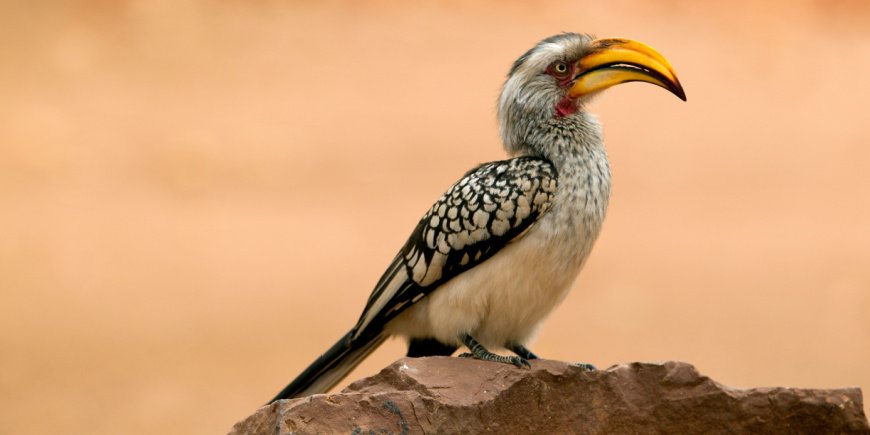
[232,358,869,434]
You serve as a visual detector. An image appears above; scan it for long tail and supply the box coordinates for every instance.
[269,330,387,403]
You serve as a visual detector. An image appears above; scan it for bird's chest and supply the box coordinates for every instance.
[388,149,611,348]
[543,153,612,267]
[470,158,612,343]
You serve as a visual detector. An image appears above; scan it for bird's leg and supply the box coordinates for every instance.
[507,343,539,360]
[458,334,531,368]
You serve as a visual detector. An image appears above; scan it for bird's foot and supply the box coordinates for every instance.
[459,334,531,368]
[573,362,597,371]
[507,343,539,360]
[458,351,530,368]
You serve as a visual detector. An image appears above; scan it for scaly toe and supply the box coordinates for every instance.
[510,356,531,368]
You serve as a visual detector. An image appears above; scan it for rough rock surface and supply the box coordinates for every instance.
[232,358,869,434]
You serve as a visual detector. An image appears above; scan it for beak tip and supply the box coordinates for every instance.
[672,82,687,102]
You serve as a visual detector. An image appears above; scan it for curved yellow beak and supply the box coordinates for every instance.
[569,38,686,101]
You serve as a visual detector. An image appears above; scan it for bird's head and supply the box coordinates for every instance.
[498,33,686,155]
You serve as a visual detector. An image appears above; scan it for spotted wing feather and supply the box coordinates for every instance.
[352,156,557,336]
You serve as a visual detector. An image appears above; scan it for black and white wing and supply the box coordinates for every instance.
[351,156,558,338]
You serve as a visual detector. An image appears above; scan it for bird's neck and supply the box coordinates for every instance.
[517,111,612,231]
[508,111,606,171]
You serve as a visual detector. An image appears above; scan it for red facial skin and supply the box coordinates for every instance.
[547,61,579,117]
[555,97,577,117]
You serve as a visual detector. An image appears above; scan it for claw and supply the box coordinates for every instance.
[512,356,531,368]
[574,362,596,371]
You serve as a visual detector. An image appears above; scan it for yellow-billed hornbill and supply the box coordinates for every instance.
[271,33,685,402]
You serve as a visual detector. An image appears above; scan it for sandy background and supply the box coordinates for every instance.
[1,1,869,433]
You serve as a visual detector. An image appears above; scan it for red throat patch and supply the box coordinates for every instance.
[555,96,577,117]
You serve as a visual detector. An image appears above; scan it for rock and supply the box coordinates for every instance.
[231,358,869,434]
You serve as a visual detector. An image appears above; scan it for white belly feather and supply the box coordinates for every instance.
[386,200,599,349]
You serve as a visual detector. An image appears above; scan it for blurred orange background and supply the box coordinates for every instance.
[1,1,869,433]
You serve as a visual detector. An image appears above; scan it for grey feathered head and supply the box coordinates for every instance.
[497,33,686,156]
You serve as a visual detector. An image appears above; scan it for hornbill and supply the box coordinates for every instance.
[270,33,685,402]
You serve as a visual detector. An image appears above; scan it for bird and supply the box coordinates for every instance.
[270,32,685,403]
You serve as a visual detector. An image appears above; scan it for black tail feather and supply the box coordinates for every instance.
[269,330,386,403]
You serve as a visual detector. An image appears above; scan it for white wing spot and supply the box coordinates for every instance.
[491,219,509,236]
[521,180,532,191]
[460,252,470,265]
[421,252,445,286]
[500,200,515,212]
[516,203,531,220]
[472,209,489,228]
[470,228,488,242]
[438,238,450,254]
[456,231,469,249]
[425,229,435,247]
[517,195,530,208]
[412,257,427,282]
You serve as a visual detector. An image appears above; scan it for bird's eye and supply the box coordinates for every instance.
[549,61,570,78]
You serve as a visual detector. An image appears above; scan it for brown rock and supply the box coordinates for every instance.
[231,358,869,434]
